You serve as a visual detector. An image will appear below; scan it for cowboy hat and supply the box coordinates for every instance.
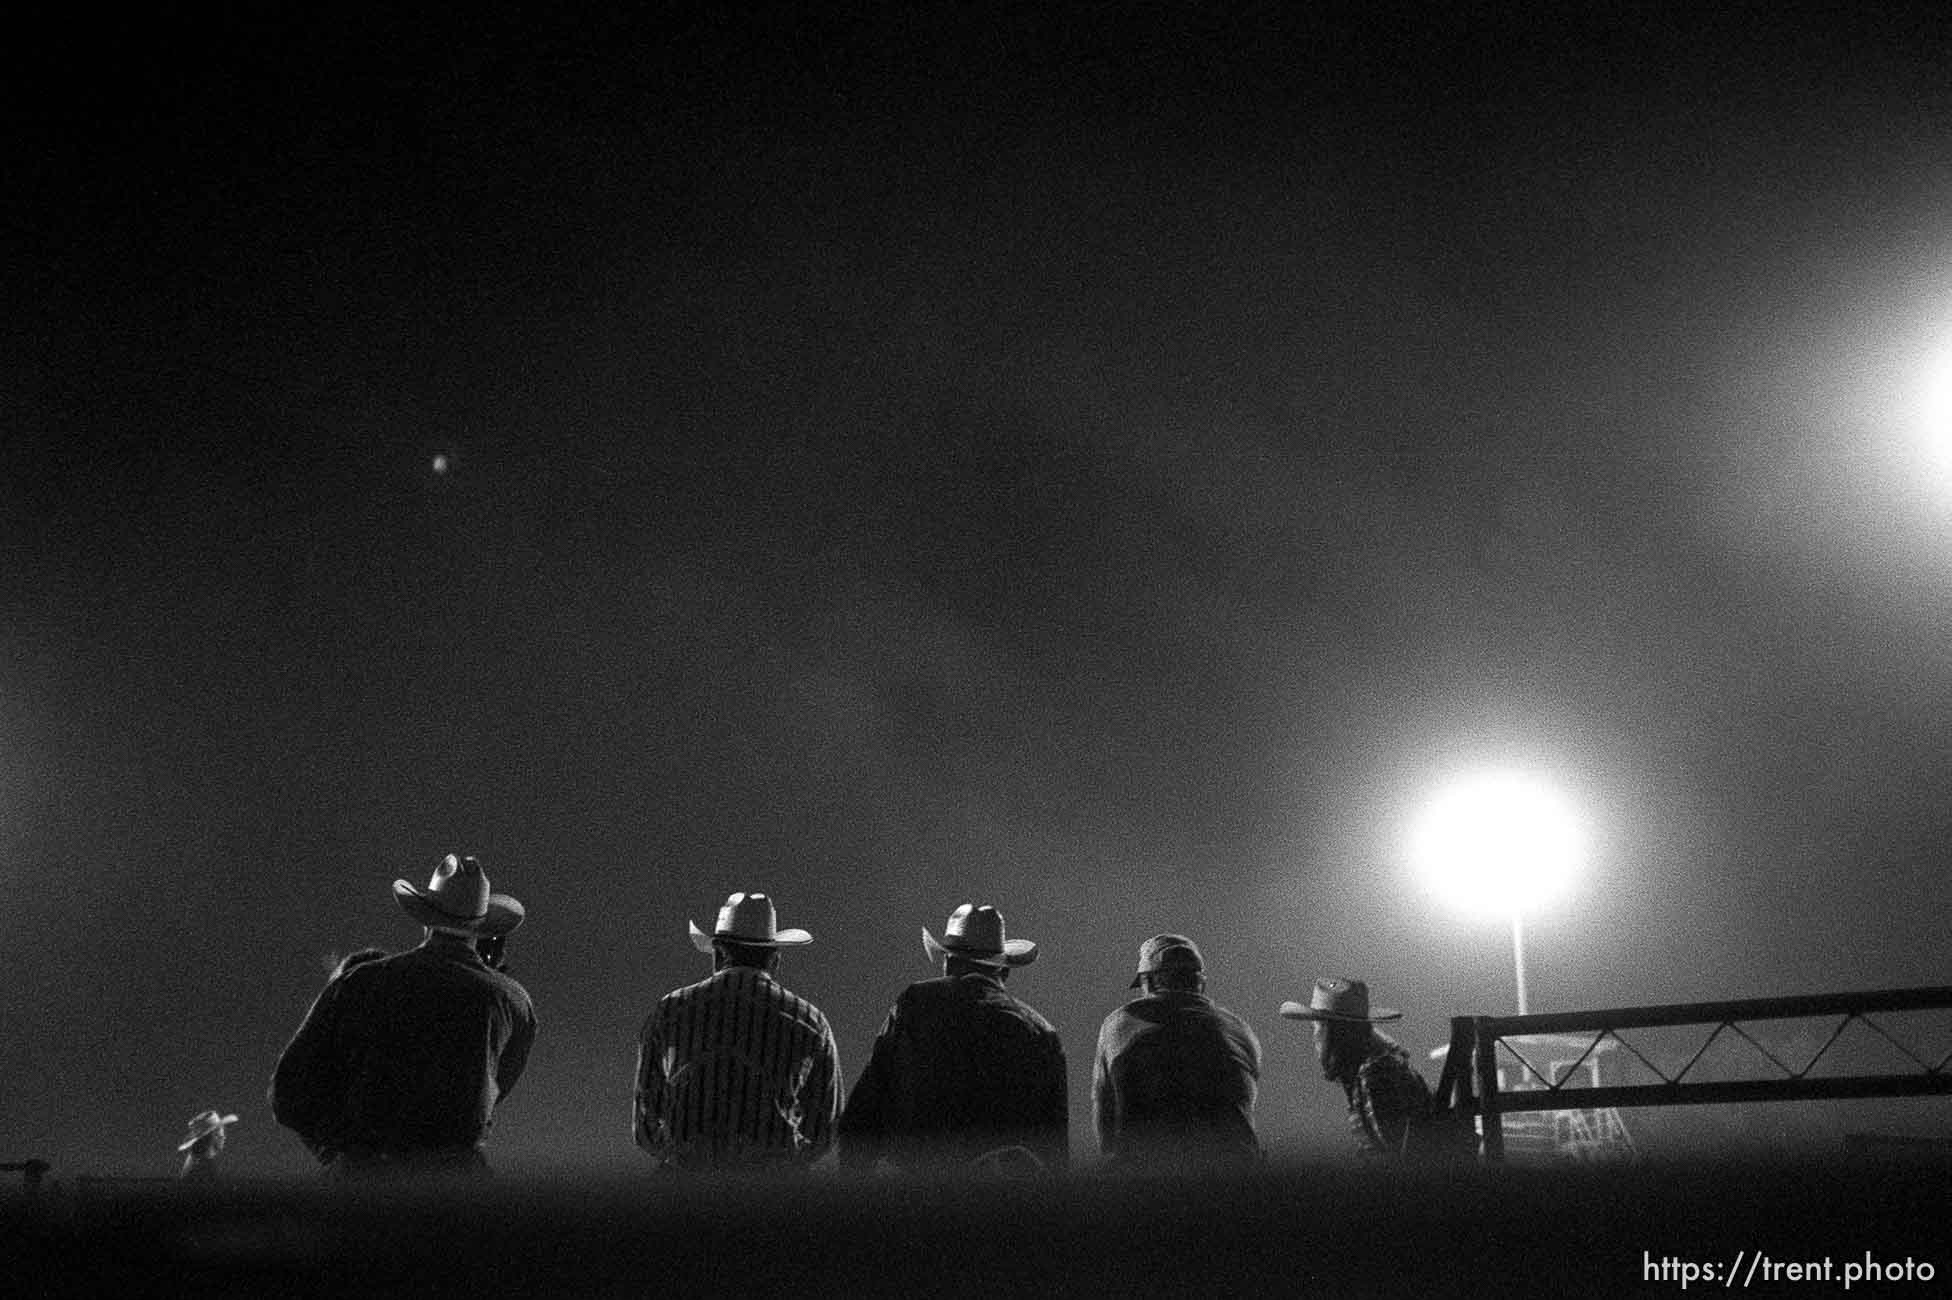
[923,903,1038,968]
[1129,933,1204,988]
[393,854,525,935]
[1279,977,1402,1023]
[688,891,813,953]
[178,1109,238,1151]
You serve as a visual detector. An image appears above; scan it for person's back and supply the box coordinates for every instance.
[634,891,840,1173]
[639,964,837,1170]
[320,939,534,1154]
[841,905,1068,1173]
[269,854,535,1175]
[875,972,1065,1164]
[1097,992,1259,1164]
[1094,936,1260,1169]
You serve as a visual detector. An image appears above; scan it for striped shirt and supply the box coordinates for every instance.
[633,966,841,1171]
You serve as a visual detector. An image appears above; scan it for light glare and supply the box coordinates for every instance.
[1409,771,1585,919]
[1922,354,1952,473]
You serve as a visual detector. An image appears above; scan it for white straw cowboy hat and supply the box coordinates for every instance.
[1129,933,1204,988]
[688,891,813,953]
[1279,977,1402,1023]
[393,854,525,935]
[923,903,1038,968]
[178,1109,238,1151]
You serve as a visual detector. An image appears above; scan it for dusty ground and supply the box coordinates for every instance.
[5,1156,1946,1296]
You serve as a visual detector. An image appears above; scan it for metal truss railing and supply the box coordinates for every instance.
[1430,985,1952,1162]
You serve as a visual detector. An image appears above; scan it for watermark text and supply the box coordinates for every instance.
[1642,1250,1936,1289]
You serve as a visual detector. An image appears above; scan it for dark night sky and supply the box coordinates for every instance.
[6,5,1951,1177]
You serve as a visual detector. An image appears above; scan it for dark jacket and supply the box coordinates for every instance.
[1093,990,1261,1167]
[270,932,535,1161]
[839,971,1068,1171]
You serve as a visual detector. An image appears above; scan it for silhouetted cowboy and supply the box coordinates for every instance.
[634,892,841,1173]
[270,854,535,1179]
[841,904,1068,1173]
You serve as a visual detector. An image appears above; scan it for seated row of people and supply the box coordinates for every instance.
[268,856,1448,1178]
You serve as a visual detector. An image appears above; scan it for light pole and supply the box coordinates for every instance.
[1510,912,1529,1015]
[1408,770,1585,1015]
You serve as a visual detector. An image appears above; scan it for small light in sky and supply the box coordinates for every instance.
[1408,770,1586,919]
[432,454,450,475]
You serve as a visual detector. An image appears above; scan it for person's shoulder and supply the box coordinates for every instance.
[451,956,534,1016]
[897,975,956,1005]
[801,996,836,1036]
[1007,992,1063,1040]
[329,947,390,981]
[1207,998,1259,1035]
[661,970,722,1005]
[639,973,710,1030]
[1096,998,1152,1045]
[330,955,387,990]
[329,948,412,998]
[488,966,535,1011]
[1358,1042,1418,1082]
[770,977,834,1027]
[1207,1000,1263,1059]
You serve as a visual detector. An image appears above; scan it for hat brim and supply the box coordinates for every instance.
[688,920,813,953]
[923,928,1038,968]
[394,881,525,934]
[1279,999,1402,1023]
[178,1114,239,1151]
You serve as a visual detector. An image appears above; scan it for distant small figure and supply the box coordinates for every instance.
[1093,934,1262,1171]
[840,903,1068,1174]
[1281,977,1434,1159]
[178,1109,238,1181]
[634,892,841,1173]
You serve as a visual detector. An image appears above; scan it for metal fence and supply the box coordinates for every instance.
[1431,985,1952,1162]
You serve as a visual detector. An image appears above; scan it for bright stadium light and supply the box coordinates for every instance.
[1921,348,1952,474]
[1409,770,1586,1014]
